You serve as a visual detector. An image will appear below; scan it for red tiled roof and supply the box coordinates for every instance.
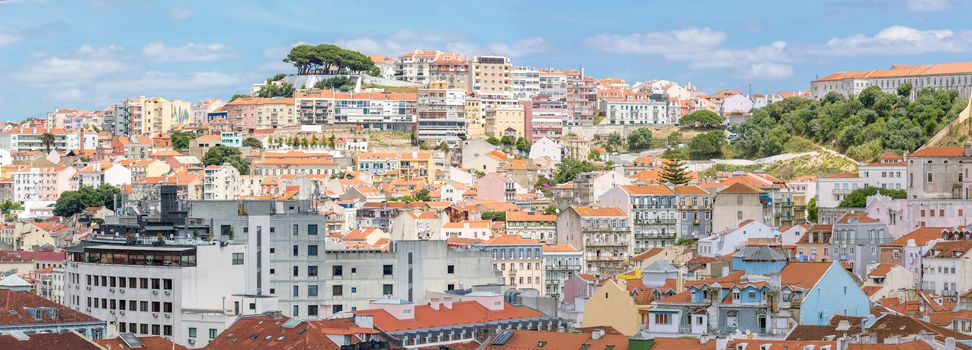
[0,290,100,326]
[0,332,101,350]
[487,330,629,349]
[477,234,540,246]
[837,212,879,224]
[868,264,893,277]
[96,336,188,350]
[780,262,832,289]
[718,182,763,194]
[631,247,663,262]
[909,147,965,157]
[356,300,544,333]
[573,206,626,217]
[883,227,949,247]
[207,314,375,350]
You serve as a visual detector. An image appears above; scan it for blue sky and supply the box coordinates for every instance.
[0,0,970,121]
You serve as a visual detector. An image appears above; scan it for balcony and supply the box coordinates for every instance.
[585,254,626,262]
[584,239,629,247]
[582,226,628,233]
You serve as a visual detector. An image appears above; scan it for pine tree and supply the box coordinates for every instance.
[659,155,690,185]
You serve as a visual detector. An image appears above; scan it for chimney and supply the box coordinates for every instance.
[964,143,971,157]
[945,337,956,350]
[591,329,604,340]
[442,296,453,309]
[716,337,729,350]
[430,297,441,310]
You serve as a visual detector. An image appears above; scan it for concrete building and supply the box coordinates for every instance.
[526,95,567,141]
[219,97,295,130]
[506,211,557,243]
[908,146,968,200]
[831,213,892,279]
[485,104,525,139]
[129,96,191,136]
[565,70,598,126]
[473,235,545,294]
[573,171,632,207]
[556,206,632,277]
[674,185,713,240]
[0,126,68,152]
[429,52,469,89]
[528,137,562,163]
[921,230,972,298]
[811,61,972,100]
[698,221,780,258]
[712,183,767,232]
[816,152,906,208]
[599,96,676,126]
[599,184,678,251]
[879,226,946,289]
[397,50,458,85]
[470,56,513,98]
[542,243,582,299]
[293,90,417,130]
[416,81,466,144]
[203,165,241,200]
[512,66,540,99]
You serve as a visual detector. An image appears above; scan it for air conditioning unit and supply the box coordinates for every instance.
[86,286,91,291]
[119,311,125,316]
[188,339,195,345]
[165,314,171,319]
[120,289,125,294]
[152,290,159,295]
[164,290,171,296]
[110,311,115,315]
[109,288,115,293]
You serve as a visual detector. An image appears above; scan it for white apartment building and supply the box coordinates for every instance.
[63,242,265,348]
[417,82,467,144]
[203,165,242,200]
[0,126,69,152]
[921,238,972,298]
[513,67,541,99]
[598,98,677,126]
[811,61,972,100]
[816,152,906,208]
[539,70,568,100]
[397,50,457,85]
[293,90,417,131]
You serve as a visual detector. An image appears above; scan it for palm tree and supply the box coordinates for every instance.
[40,133,56,153]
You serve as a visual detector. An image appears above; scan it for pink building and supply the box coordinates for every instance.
[527,95,566,141]
[866,194,972,238]
[475,172,510,203]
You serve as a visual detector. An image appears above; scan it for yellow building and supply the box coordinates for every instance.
[582,279,644,336]
[470,56,513,98]
[476,235,545,295]
[485,104,525,139]
[464,97,485,139]
[130,96,191,136]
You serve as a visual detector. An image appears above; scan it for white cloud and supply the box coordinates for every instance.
[0,23,21,46]
[16,46,134,86]
[93,71,246,93]
[142,42,240,62]
[742,63,794,80]
[681,41,789,70]
[583,27,726,55]
[487,37,551,58]
[904,0,950,12]
[167,8,193,20]
[823,25,971,56]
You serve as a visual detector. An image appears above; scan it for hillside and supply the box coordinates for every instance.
[698,152,858,180]
[925,95,972,147]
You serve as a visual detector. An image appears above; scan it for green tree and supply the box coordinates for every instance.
[897,82,913,98]
[807,197,818,223]
[328,134,336,147]
[310,135,319,147]
[481,211,507,221]
[53,185,121,217]
[242,137,263,149]
[543,205,559,215]
[202,145,250,175]
[666,131,683,146]
[628,128,654,150]
[486,136,500,145]
[553,158,597,183]
[680,110,723,128]
[255,79,295,98]
[500,135,515,146]
[171,131,194,151]
[313,76,357,91]
[658,155,691,185]
[535,175,556,197]
[415,188,432,202]
[838,187,907,208]
[515,137,531,153]
[229,94,248,102]
[687,131,727,160]
[588,149,601,160]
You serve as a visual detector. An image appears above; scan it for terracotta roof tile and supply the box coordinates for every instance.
[883,227,949,247]
[356,300,544,333]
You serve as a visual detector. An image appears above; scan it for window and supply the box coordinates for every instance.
[308,224,318,235]
[209,329,217,340]
[232,253,244,265]
[163,279,172,290]
[293,266,299,277]
[333,265,343,277]
[152,324,160,335]
[654,313,672,325]
[140,324,148,335]
[292,245,299,256]
[308,266,318,277]
[333,285,344,296]
[140,301,148,311]
[308,305,318,317]
[152,301,161,312]
[748,291,756,299]
[447,265,455,274]
[139,278,148,289]
[928,173,934,183]
[332,305,343,314]
[308,285,318,297]
[383,265,393,275]
[292,305,299,317]
[292,224,299,236]
[293,285,299,297]
[383,284,394,295]
[164,302,172,313]
[737,211,743,220]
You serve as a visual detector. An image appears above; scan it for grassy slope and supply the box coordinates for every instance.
[699,152,858,180]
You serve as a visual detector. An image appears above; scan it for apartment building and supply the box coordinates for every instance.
[220,97,296,130]
[473,235,545,294]
[416,81,467,144]
[485,104,525,139]
[921,234,972,298]
[674,185,713,240]
[12,166,73,204]
[538,70,568,100]
[506,211,557,243]
[130,96,191,136]
[542,243,582,299]
[817,152,906,208]
[565,70,598,126]
[811,61,972,100]
[64,241,257,348]
[526,95,567,141]
[831,213,892,279]
[513,67,541,99]
[202,165,242,200]
[0,126,69,152]
[318,240,500,316]
[397,50,460,85]
[191,99,226,127]
[908,146,969,200]
[429,52,469,89]
[294,90,417,130]
[556,206,632,277]
[712,183,766,232]
[470,56,513,98]
[599,95,676,126]
[599,184,678,252]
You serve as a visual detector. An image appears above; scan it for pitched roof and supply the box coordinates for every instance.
[909,147,965,157]
[673,185,709,195]
[883,227,949,247]
[573,206,626,217]
[505,211,556,222]
[780,262,833,289]
[718,182,763,194]
[542,243,578,252]
[837,212,879,224]
[925,240,972,258]
[621,184,675,195]
[631,247,664,262]
[484,330,630,350]
[477,235,541,246]
[0,290,100,326]
[207,314,376,350]
[868,264,893,277]
[0,332,102,350]
[355,300,544,333]
[96,336,188,350]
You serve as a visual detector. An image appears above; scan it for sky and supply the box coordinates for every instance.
[0,0,970,121]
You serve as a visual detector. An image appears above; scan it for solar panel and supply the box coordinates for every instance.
[282,318,302,329]
[8,331,28,341]
[120,332,144,348]
[492,331,513,346]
